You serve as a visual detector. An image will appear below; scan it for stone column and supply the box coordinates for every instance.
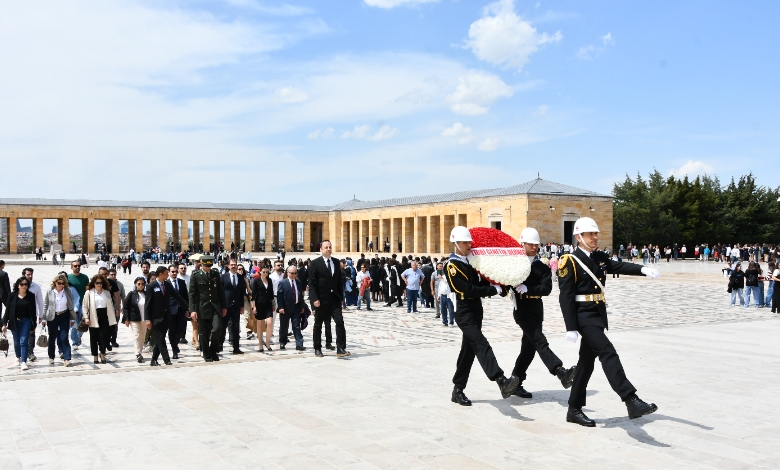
[83,218,93,254]
[246,220,254,253]
[8,216,17,254]
[134,218,143,253]
[159,217,168,250]
[283,220,292,252]
[427,217,435,254]
[60,218,69,248]
[181,219,189,251]
[33,218,44,252]
[202,220,211,252]
[264,222,273,252]
[110,219,120,253]
[304,221,313,252]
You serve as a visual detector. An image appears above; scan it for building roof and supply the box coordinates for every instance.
[0,178,608,212]
[329,178,609,211]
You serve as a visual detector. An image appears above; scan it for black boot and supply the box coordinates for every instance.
[511,384,532,398]
[496,375,520,399]
[555,366,576,389]
[451,387,472,406]
[625,394,658,419]
[566,407,595,427]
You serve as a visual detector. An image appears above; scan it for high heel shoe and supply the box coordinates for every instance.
[265,342,273,351]
[94,356,99,364]
[100,354,106,364]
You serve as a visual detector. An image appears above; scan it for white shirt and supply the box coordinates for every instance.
[28,282,44,319]
[137,292,146,321]
[270,271,284,297]
[94,291,108,309]
[179,273,190,289]
[436,273,451,296]
[356,271,369,285]
[54,289,68,312]
[322,256,334,274]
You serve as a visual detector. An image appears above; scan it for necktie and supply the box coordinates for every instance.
[292,279,297,302]
[172,280,178,292]
[327,258,331,274]
[161,281,165,296]
[233,274,237,287]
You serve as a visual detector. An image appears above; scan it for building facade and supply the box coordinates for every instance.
[0,178,613,255]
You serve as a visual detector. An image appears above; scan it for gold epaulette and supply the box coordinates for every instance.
[557,254,576,282]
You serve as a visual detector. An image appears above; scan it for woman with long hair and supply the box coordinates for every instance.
[1,277,36,371]
[82,274,116,364]
[43,273,76,367]
[251,266,275,352]
[122,276,148,363]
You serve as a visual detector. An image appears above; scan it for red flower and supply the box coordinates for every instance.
[468,227,520,248]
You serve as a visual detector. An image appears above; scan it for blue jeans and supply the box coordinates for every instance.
[406,289,419,312]
[757,281,765,305]
[48,313,72,360]
[440,295,454,325]
[766,281,774,307]
[730,288,744,306]
[70,308,83,345]
[744,286,761,307]
[12,317,32,363]
[357,292,371,310]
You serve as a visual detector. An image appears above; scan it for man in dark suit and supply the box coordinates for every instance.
[167,264,188,359]
[220,258,246,355]
[0,260,10,315]
[307,240,349,357]
[276,265,306,351]
[145,266,188,366]
[558,217,659,427]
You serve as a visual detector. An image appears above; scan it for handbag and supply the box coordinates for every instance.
[37,326,49,348]
[0,332,9,357]
[77,318,89,332]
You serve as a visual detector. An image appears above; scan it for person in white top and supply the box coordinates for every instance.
[42,273,76,367]
[434,262,453,326]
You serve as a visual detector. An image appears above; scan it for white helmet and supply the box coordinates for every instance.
[519,227,540,245]
[573,217,600,235]
[450,226,472,242]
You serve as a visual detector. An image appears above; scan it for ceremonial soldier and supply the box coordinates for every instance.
[445,226,519,406]
[558,217,660,427]
[510,227,576,398]
[188,255,227,362]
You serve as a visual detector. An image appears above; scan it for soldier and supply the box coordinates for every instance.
[445,226,519,406]
[558,217,660,427]
[509,227,576,398]
[188,255,227,362]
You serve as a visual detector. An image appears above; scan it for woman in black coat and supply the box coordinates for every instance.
[369,258,382,302]
[122,276,148,362]
[250,267,275,352]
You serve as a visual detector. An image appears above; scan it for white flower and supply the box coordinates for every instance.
[468,253,531,286]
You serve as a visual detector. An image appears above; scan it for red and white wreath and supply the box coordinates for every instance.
[467,227,532,286]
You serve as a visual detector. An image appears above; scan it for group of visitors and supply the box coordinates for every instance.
[725,260,780,310]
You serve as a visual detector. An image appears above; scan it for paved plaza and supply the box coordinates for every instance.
[0,258,778,468]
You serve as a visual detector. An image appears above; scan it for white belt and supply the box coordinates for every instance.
[575,293,605,303]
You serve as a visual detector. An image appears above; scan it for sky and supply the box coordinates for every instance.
[1,0,778,207]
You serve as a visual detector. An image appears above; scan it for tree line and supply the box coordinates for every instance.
[612,171,780,248]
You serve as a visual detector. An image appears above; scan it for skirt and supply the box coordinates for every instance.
[255,307,273,320]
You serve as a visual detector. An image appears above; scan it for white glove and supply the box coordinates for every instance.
[492,284,503,295]
[641,267,660,279]
[565,331,579,343]
[515,284,528,294]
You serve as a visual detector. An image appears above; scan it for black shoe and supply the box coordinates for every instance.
[106,344,112,352]
[296,346,306,351]
[383,304,392,307]
[325,344,335,350]
[279,345,286,350]
[511,385,533,398]
[111,342,119,348]
[287,332,293,337]
[212,355,220,361]
[314,349,323,357]
[150,360,160,367]
[435,314,440,318]
[204,358,213,363]
[233,350,244,355]
[451,388,472,406]
[164,361,173,365]
[179,338,188,344]
[625,394,658,419]
[136,354,144,363]
[172,353,179,360]
[555,366,577,389]
[195,346,201,351]
[497,375,520,399]
[337,348,351,357]
[567,407,596,427]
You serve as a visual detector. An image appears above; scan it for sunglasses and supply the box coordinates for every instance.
[55,281,65,285]
[95,282,103,286]
[19,283,29,287]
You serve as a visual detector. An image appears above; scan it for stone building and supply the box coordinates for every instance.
[0,178,612,254]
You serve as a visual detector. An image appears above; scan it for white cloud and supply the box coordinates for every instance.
[465,0,562,71]
[479,137,500,151]
[364,0,438,8]
[578,33,615,60]
[221,0,314,16]
[341,124,399,141]
[274,86,309,103]
[536,104,549,115]
[668,160,715,178]
[447,70,513,115]
[441,123,474,144]
[307,127,335,139]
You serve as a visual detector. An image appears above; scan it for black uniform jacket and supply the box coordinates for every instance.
[558,248,644,331]
[145,280,188,327]
[307,256,345,307]
[444,255,498,314]
[513,259,552,318]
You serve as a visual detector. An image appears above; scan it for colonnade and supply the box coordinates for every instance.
[339,213,467,254]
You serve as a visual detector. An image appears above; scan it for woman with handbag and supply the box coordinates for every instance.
[1,277,36,371]
[42,273,76,367]
[82,274,116,364]
[122,276,148,363]
[250,267,274,352]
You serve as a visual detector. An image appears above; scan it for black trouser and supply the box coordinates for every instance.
[568,325,636,408]
[110,323,118,345]
[198,315,222,361]
[220,308,241,352]
[89,308,110,356]
[313,297,346,350]
[512,309,563,383]
[178,310,188,341]
[279,308,303,348]
[151,323,170,363]
[452,306,503,390]
[394,287,404,306]
[167,314,180,355]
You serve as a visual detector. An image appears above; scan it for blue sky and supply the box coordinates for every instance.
[1,0,777,205]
